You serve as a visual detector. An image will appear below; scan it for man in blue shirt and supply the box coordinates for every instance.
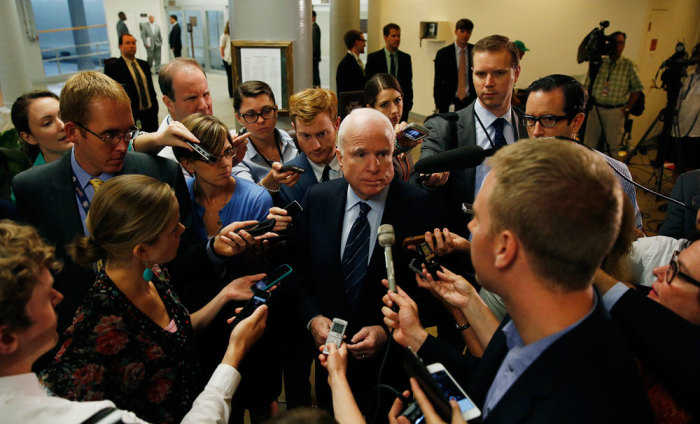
[384,139,652,422]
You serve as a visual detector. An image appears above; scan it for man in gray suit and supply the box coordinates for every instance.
[420,35,526,234]
[140,15,162,72]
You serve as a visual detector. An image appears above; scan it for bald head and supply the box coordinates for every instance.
[337,108,394,152]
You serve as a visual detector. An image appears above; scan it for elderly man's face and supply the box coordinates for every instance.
[337,115,394,200]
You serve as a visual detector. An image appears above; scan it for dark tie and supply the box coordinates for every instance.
[321,165,331,182]
[390,53,397,77]
[342,202,371,305]
[492,118,507,149]
[131,61,148,110]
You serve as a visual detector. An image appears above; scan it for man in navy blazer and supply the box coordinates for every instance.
[384,139,652,422]
[104,33,159,132]
[336,29,366,94]
[364,23,413,122]
[433,19,477,113]
[276,87,342,207]
[289,108,450,413]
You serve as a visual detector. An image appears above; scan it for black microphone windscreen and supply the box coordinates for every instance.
[414,145,491,174]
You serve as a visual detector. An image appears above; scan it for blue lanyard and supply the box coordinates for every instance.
[71,168,93,216]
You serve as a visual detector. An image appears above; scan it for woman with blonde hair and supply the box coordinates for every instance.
[41,174,265,424]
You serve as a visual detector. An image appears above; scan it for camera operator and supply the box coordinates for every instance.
[583,31,644,157]
[675,42,700,171]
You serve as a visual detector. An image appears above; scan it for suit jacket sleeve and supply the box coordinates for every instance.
[421,115,450,160]
[433,47,452,111]
[659,172,699,239]
[610,289,700,415]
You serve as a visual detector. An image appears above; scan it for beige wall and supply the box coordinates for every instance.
[372,0,699,142]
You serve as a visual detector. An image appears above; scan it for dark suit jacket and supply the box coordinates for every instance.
[336,52,365,94]
[290,178,449,335]
[365,49,413,120]
[610,289,700,416]
[420,102,527,234]
[104,57,158,121]
[169,22,182,50]
[275,153,319,207]
[433,43,476,112]
[11,151,199,340]
[418,298,653,423]
[659,169,700,239]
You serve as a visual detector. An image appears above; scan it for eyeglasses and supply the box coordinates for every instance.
[239,106,277,124]
[76,122,139,146]
[666,250,700,288]
[196,146,237,163]
[521,115,570,128]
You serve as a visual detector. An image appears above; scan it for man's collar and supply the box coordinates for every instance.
[345,183,390,212]
[71,147,113,183]
[474,100,513,127]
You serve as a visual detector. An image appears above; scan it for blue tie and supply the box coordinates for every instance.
[492,118,507,149]
[342,202,371,305]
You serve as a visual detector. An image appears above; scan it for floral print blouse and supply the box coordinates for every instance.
[40,268,202,424]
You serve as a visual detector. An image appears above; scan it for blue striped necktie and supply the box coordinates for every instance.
[342,201,371,304]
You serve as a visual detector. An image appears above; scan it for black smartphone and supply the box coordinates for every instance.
[279,164,306,174]
[284,200,303,218]
[238,127,248,135]
[230,291,269,329]
[235,219,276,236]
[252,264,293,293]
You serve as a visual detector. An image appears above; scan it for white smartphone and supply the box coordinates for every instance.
[323,318,348,355]
[422,363,481,422]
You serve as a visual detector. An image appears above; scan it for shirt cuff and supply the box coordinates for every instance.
[602,282,629,312]
[206,237,227,265]
[207,364,241,397]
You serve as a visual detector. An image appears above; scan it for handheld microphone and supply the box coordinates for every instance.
[414,145,495,174]
[378,224,397,292]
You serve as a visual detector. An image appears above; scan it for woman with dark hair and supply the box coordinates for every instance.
[231,80,299,193]
[40,174,265,424]
[11,90,71,166]
[364,73,447,185]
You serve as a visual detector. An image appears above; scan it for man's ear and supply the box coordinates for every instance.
[336,148,344,169]
[494,230,518,270]
[0,325,20,355]
[334,116,341,131]
[570,112,585,137]
[63,122,79,144]
[163,95,175,116]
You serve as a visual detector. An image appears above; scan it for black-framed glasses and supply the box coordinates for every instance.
[667,250,700,288]
[521,115,570,128]
[76,122,139,146]
[239,106,277,124]
[196,146,237,163]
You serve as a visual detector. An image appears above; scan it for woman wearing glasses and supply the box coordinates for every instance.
[173,113,281,424]
[231,80,299,193]
[173,113,272,240]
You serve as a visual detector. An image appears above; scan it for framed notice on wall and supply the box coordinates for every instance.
[231,41,294,112]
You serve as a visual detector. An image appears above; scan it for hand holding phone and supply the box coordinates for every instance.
[279,164,306,174]
[323,318,348,354]
[252,264,292,293]
[235,219,276,237]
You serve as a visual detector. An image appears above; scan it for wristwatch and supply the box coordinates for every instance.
[455,321,471,331]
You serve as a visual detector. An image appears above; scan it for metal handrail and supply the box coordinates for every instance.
[40,40,109,54]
